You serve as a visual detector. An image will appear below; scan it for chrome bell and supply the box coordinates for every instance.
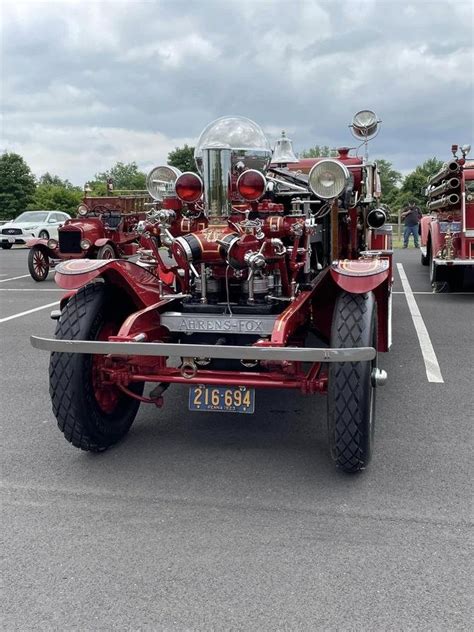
[271,130,299,165]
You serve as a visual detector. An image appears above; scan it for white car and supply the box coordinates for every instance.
[0,210,71,249]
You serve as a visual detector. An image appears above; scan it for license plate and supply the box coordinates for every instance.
[189,385,255,414]
[4,236,15,243]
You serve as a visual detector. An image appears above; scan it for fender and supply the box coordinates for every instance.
[26,239,55,257]
[54,259,162,307]
[330,258,390,293]
[94,237,114,248]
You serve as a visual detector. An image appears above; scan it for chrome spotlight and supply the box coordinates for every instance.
[351,110,381,139]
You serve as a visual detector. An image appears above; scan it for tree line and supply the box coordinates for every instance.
[0,143,442,220]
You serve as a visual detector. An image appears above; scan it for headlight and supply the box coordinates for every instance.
[146,166,181,201]
[77,204,88,216]
[47,238,58,249]
[308,159,350,199]
[80,239,91,250]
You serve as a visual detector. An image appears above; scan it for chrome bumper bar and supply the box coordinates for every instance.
[30,336,376,363]
[433,258,474,266]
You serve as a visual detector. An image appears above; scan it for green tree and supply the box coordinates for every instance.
[28,183,83,215]
[376,159,402,207]
[168,144,197,173]
[92,161,146,192]
[0,152,36,220]
[396,157,444,211]
[299,145,338,158]
[38,172,76,189]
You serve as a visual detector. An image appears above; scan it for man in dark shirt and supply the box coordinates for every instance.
[401,201,422,248]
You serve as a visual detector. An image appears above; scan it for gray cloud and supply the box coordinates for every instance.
[1,0,472,184]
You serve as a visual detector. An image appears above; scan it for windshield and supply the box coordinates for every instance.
[15,212,49,223]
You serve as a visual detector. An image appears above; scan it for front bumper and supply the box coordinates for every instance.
[31,336,376,363]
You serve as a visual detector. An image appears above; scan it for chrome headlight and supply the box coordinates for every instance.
[47,238,58,249]
[308,159,350,199]
[146,166,181,201]
[80,239,91,250]
[77,204,88,216]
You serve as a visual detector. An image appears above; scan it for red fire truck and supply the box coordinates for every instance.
[27,192,150,281]
[32,112,393,473]
[420,144,474,290]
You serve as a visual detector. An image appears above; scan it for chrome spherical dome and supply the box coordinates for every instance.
[194,116,272,173]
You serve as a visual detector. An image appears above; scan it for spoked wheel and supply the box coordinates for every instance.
[49,283,144,451]
[28,246,50,282]
[327,292,377,473]
[97,243,115,259]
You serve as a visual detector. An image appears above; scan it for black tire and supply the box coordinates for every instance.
[39,230,49,240]
[28,246,49,282]
[421,241,430,266]
[1,243,13,250]
[49,283,144,452]
[327,292,377,473]
[97,243,116,259]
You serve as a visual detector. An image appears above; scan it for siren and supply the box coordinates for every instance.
[367,207,387,229]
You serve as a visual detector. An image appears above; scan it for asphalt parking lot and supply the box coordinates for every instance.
[1,247,472,631]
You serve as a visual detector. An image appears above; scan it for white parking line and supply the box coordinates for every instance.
[0,274,31,283]
[396,263,444,383]
[0,301,59,324]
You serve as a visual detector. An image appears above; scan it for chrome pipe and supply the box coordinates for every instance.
[428,161,460,187]
[266,175,309,193]
[202,145,231,218]
[426,193,460,211]
[427,177,460,199]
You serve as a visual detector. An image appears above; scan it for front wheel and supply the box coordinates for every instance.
[28,246,49,282]
[97,243,116,259]
[327,292,377,473]
[1,243,13,250]
[49,283,143,451]
[39,230,49,240]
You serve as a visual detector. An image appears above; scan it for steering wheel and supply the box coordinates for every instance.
[91,205,112,217]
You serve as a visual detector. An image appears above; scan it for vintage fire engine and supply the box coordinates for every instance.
[420,144,474,290]
[26,192,149,281]
[32,112,393,473]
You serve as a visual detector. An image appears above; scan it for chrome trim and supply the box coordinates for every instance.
[433,258,474,266]
[31,336,376,363]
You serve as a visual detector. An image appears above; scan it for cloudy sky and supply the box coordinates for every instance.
[1,0,473,185]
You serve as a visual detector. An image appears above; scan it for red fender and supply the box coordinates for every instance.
[94,237,113,248]
[26,239,56,257]
[54,259,162,307]
[330,259,390,293]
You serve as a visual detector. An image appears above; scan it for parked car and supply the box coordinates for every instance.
[0,211,70,249]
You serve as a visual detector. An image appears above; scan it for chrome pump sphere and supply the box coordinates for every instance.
[194,116,272,174]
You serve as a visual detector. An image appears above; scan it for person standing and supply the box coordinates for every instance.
[401,201,422,248]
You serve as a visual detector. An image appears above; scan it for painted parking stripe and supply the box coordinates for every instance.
[0,274,31,283]
[0,301,59,324]
[397,263,444,383]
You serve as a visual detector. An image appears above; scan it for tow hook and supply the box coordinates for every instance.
[371,368,387,387]
[181,357,197,379]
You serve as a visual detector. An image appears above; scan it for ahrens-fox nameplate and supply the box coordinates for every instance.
[160,312,277,335]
